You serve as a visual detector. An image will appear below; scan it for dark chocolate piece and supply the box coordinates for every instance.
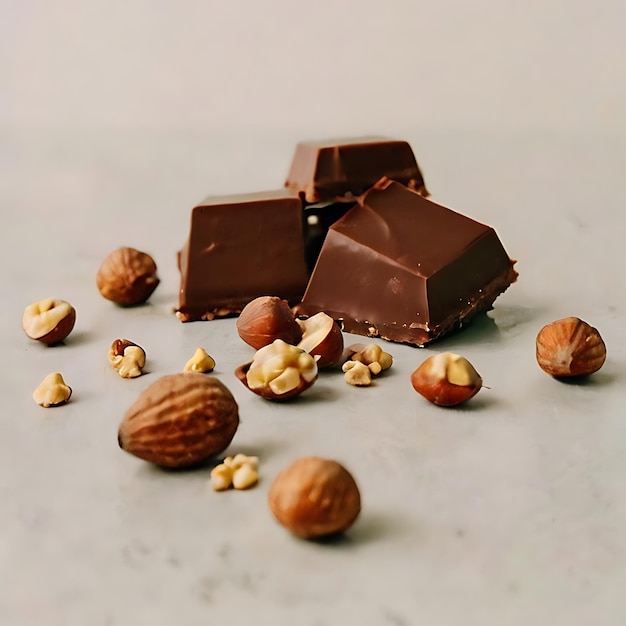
[296,178,517,346]
[285,136,428,204]
[302,201,356,272]
[177,189,310,322]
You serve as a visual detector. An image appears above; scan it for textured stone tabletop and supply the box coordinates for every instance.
[2,2,625,625]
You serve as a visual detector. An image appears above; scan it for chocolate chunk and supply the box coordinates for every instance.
[285,136,428,204]
[302,201,356,272]
[296,178,517,346]
[177,190,310,322]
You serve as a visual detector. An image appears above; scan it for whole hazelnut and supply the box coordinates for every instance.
[118,373,239,468]
[22,298,76,345]
[268,456,361,539]
[410,352,482,407]
[536,317,606,377]
[236,296,302,350]
[96,247,159,306]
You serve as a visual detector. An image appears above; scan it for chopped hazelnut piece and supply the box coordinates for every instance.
[33,372,72,407]
[211,454,259,491]
[108,339,146,378]
[210,464,234,491]
[342,360,373,386]
[183,347,215,373]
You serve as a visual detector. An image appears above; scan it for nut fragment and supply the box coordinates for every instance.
[108,339,146,378]
[118,373,239,468]
[235,339,318,400]
[210,454,259,491]
[535,317,606,377]
[232,464,259,490]
[33,372,72,407]
[268,457,361,539]
[183,347,215,373]
[347,343,393,373]
[411,352,482,407]
[237,296,302,350]
[22,298,76,345]
[224,453,259,470]
[210,464,234,491]
[342,360,373,386]
[96,246,159,306]
[296,312,344,368]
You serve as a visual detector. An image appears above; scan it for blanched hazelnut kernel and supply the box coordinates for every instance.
[183,347,215,373]
[33,372,72,407]
[232,464,259,490]
[342,360,373,386]
[23,298,76,345]
[210,464,234,491]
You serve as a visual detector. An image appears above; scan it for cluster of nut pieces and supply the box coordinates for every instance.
[236,339,318,400]
[115,367,360,540]
[211,454,259,491]
[237,297,344,367]
[235,296,396,399]
[108,342,216,379]
[235,296,345,400]
[342,343,393,386]
[24,249,609,546]
[25,246,160,406]
[23,298,77,408]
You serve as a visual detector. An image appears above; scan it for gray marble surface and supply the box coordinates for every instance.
[2,1,626,624]
[2,126,625,626]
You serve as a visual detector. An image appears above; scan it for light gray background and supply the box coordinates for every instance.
[2,2,626,625]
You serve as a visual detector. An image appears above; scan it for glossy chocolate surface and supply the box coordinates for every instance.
[177,189,309,321]
[285,136,428,204]
[296,178,517,345]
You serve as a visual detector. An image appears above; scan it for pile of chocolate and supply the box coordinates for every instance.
[176,137,517,346]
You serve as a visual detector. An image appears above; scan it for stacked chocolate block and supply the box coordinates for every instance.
[177,136,517,346]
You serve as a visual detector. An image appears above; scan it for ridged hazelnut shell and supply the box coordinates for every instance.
[236,296,302,350]
[536,317,606,377]
[268,457,361,539]
[97,247,159,306]
[118,373,239,468]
